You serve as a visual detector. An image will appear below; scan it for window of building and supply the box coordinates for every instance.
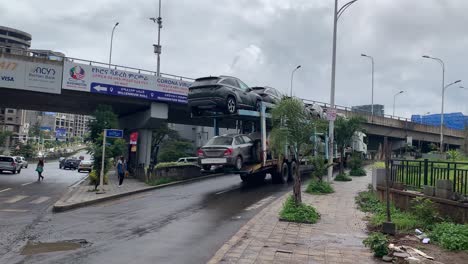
[7,117,13,121]
[7,109,14,114]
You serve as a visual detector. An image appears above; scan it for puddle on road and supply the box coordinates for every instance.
[21,239,91,255]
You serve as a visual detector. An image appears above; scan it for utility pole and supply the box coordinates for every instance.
[108,22,119,68]
[150,0,163,76]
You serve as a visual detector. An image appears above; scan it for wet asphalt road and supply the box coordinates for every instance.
[0,152,89,259]
[1,172,296,264]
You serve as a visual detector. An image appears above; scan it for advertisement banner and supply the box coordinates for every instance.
[55,128,67,138]
[0,56,62,94]
[129,132,139,145]
[62,61,191,104]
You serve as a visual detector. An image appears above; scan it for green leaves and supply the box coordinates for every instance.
[306,180,334,194]
[279,196,320,224]
[430,222,468,251]
[363,232,389,257]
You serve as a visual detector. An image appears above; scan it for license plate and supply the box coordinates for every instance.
[201,158,227,164]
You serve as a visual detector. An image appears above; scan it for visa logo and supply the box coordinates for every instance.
[1,76,14,81]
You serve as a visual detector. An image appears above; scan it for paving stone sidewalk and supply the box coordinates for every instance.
[209,169,378,264]
[53,171,152,212]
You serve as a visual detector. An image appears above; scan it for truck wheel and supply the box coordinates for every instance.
[289,162,297,182]
[235,156,243,171]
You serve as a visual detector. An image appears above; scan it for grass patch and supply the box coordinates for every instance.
[279,196,320,224]
[305,180,334,194]
[146,177,177,186]
[350,168,367,176]
[334,173,352,181]
[430,222,468,251]
[372,161,385,169]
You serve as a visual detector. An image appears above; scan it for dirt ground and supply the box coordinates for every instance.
[390,235,468,264]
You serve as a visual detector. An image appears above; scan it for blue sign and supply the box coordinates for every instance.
[106,129,123,138]
[40,126,52,132]
[90,82,188,104]
[55,128,67,138]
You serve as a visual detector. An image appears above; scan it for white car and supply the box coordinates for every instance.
[15,156,28,168]
[177,157,199,164]
[0,156,22,174]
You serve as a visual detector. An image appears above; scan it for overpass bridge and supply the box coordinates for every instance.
[1,50,465,165]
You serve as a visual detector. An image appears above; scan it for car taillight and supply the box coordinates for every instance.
[11,162,16,166]
[197,149,204,157]
[223,148,233,156]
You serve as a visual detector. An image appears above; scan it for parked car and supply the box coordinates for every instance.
[0,156,22,174]
[197,134,254,171]
[63,158,80,170]
[249,86,282,104]
[177,157,199,164]
[78,160,92,172]
[15,156,28,168]
[306,103,325,119]
[188,76,262,115]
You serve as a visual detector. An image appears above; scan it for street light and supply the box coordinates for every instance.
[392,91,404,117]
[422,55,446,151]
[290,65,301,97]
[361,53,374,118]
[108,22,119,68]
[328,0,360,181]
[150,0,163,76]
[437,79,461,151]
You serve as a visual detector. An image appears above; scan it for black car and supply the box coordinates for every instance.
[188,76,262,115]
[62,158,80,170]
[250,86,282,104]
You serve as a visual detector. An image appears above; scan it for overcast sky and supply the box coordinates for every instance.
[2,0,468,117]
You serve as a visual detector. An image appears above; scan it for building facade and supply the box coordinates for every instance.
[0,25,31,53]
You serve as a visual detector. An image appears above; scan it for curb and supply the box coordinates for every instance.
[52,172,227,213]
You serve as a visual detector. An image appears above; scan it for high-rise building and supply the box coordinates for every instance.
[0,25,31,54]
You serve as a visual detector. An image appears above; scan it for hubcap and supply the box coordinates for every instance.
[228,99,235,113]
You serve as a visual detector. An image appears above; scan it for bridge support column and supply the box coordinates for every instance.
[137,129,152,168]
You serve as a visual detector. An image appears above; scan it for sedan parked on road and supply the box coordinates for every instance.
[0,156,22,174]
[177,157,199,164]
[62,158,80,170]
[15,156,28,168]
[78,160,92,172]
[249,86,282,104]
[197,134,254,171]
[188,76,262,115]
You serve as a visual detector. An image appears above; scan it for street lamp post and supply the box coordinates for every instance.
[150,0,163,76]
[108,22,119,68]
[392,91,404,117]
[290,65,301,97]
[439,79,462,150]
[361,54,374,118]
[328,0,360,181]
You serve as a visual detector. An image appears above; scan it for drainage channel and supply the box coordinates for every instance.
[21,239,91,255]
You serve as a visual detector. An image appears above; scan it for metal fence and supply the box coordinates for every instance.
[390,159,468,196]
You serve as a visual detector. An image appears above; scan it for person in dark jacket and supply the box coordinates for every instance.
[36,158,44,181]
[116,156,126,187]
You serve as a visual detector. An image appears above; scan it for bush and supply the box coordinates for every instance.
[349,153,363,170]
[410,197,440,228]
[311,155,328,181]
[155,162,195,169]
[355,189,381,213]
[306,180,334,194]
[88,170,108,186]
[373,161,385,169]
[279,196,320,224]
[334,173,352,181]
[430,222,468,251]
[363,232,389,257]
[350,168,367,176]
[147,177,176,186]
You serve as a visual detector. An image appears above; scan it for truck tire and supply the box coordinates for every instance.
[272,163,289,184]
[289,161,297,182]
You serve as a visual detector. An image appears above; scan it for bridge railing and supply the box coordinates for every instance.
[0,45,194,82]
[301,99,465,138]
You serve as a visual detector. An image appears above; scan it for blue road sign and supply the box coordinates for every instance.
[105,129,123,138]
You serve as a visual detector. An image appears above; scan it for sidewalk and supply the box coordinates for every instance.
[53,171,154,212]
[209,169,378,264]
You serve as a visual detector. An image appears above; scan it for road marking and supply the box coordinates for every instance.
[0,209,28,212]
[244,196,276,211]
[30,196,50,204]
[0,188,11,193]
[5,195,28,204]
[215,187,240,195]
[21,181,36,186]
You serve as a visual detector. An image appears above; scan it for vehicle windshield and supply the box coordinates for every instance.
[206,136,233,146]
[0,157,13,162]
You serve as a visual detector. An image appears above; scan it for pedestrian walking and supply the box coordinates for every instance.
[117,156,126,187]
[36,158,45,181]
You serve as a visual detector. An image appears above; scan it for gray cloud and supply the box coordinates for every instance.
[2,0,468,117]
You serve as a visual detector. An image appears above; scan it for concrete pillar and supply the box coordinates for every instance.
[137,129,152,167]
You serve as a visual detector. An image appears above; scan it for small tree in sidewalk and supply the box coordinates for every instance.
[334,116,365,175]
[270,97,325,204]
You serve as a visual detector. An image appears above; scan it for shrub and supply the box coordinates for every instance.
[363,232,389,257]
[155,162,196,169]
[372,161,385,169]
[306,180,334,194]
[430,222,468,251]
[350,168,367,176]
[279,196,320,224]
[349,153,363,170]
[355,190,381,213]
[410,197,440,228]
[88,170,108,186]
[147,177,176,186]
[334,173,352,181]
[446,149,460,162]
[311,155,328,181]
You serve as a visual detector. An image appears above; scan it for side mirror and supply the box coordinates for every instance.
[246,88,252,92]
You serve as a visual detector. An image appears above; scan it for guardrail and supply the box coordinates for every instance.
[390,159,468,196]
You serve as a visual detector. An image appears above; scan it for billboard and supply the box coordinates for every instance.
[55,128,67,138]
[62,61,191,104]
[0,56,62,94]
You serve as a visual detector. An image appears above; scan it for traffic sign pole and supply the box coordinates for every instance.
[98,129,107,193]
